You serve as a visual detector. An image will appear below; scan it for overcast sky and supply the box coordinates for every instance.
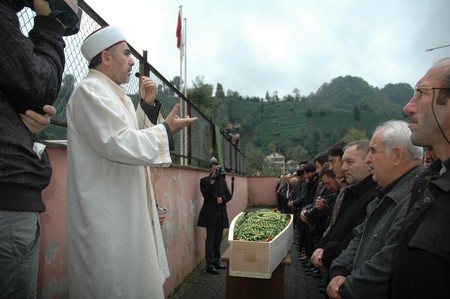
[85,0,450,98]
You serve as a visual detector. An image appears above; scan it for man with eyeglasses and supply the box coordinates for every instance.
[391,57,450,299]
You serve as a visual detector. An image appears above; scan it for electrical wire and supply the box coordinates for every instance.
[431,89,450,145]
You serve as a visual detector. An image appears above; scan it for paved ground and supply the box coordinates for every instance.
[169,214,324,299]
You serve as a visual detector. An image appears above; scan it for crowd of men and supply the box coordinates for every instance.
[274,58,450,299]
[1,1,449,297]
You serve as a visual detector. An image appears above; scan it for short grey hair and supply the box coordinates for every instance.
[374,120,423,161]
[343,140,370,156]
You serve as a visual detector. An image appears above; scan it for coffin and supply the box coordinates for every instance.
[227,211,293,279]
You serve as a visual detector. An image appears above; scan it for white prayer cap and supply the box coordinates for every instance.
[81,26,126,62]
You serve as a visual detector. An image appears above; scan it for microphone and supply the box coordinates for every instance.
[135,72,141,78]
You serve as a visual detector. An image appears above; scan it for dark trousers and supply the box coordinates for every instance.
[297,220,309,255]
[0,211,40,299]
[205,211,224,269]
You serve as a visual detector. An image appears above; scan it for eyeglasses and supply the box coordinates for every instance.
[413,86,450,100]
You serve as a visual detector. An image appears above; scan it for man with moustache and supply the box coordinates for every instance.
[311,140,377,278]
[391,58,450,299]
[66,26,197,298]
[327,121,422,299]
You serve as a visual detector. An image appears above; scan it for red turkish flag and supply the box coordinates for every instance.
[176,10,182,49]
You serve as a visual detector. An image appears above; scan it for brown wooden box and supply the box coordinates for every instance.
[227,212,293,279]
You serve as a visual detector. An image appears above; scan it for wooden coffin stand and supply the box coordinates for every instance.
[221,212,293,299]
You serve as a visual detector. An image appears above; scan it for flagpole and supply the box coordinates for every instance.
[177,5,185,165]
[183,17,188,165]
[183,17,187,97]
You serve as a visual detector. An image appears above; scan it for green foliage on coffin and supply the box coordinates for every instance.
[233,209,290,242]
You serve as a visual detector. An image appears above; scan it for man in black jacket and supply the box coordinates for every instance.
[391,57,450,299]
[311,140,377,278]
[0,1,77,297]
[197,157,232,275]
[288,162,318,257]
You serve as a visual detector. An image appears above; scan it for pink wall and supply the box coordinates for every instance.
[247,176,279,207]
[151,167,248,296]
[37,148,276,298]
[38,147,68,299]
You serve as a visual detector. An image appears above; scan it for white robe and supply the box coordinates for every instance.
[66,70,170,299]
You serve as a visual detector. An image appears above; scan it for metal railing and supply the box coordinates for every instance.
[18,0,245,174]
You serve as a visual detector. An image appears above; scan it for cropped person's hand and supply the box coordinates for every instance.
[300,210,309,223]
[20,105,56,134]
[159,214,167,225]
[33,0,52,16]
[311,248,325,272]
[165,103,197,134]
[327,275,345,299]
[139,76,158,105]
[33,0,79,28]
[315,197,326,211]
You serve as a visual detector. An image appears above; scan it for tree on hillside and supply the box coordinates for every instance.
[268,142,277,153]
[226,89,241,100]
[359,98,373,112]
[171,76,182,91]
[187,73,406,163]
[263,161,284,176]
[343,127,368,141]
[245,146,266,175]
[215,83,225,99]
[272,91,279,102]
[381,83,414,106]
[285,145,309,164]
[187,76,217,117]
[314,75,400,113]
[213,100,230,127]
[318,106,328,117]
[293,87,301,101]
[353,105,361,122]
[284,94,295,102]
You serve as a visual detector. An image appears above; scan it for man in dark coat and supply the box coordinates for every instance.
[0,1,78,297]
[197,157,232,275]
[391,57,450,299]
[311,141,377,280]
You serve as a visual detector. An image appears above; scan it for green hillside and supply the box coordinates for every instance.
[207,75,412,162]
[227,98,405,157]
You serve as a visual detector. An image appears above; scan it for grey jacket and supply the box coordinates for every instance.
[329,166,421,299]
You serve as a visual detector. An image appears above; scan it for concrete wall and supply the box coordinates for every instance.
[37,147,277,298]
[247,176,279,207]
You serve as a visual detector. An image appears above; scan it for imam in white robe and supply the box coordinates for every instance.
[66,69,171,299]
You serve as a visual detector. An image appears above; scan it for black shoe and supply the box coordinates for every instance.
[214,264,227,270]
[205,267,219,275]
[302,261,313,268]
